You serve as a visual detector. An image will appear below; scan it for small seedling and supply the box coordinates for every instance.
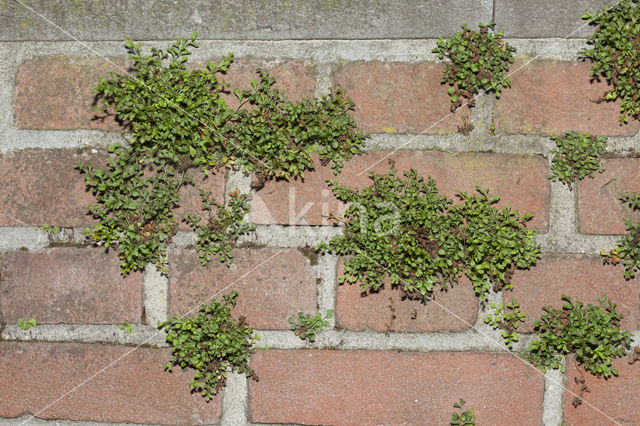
[484,298,525,348]
[602,192,640,279]
[450,399,475,426]
[35,224,60,235]
[17,318,37,330]
[288,309,333,342]
[118,320,134,334]
[548,131,607,190]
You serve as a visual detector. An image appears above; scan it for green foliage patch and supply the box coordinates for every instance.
[434,21,516,111]
[318,168,540,302]
[524,295,632,378]
[602,192,640,279]
[548,131,607,190]
[159,292,258,401]
[288,309,333,342]
[484,297,526,348]
[17,318,36,330]
[450,399,475,426]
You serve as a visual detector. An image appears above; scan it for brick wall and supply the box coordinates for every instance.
[1,1,639,425]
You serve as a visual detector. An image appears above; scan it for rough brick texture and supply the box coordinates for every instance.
[169,248,317,330]
[333,61,471,134]
[335,258,478,332]
[577,158,640,234]
[0,342,221,425]
[252,151,550,231]
[249,350,544,425]
[564,356,640,425]
[495,61,640,136]
[510,254,638,332]
[0,248,143,324]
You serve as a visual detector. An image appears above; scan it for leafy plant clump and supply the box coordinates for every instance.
[434,21,516,111]
[580,0,640,123]
[79,34,367,274]
[548,131,607,190]
[602,192,640,279]
[159,292,258,401]
[288,309,333,342]
[318,169,540,302]
[524,295,632,378]
[484,298,526,348]
[450,399,475,426]
[17,318,36,330]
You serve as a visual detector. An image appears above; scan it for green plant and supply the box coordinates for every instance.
[524,295,632,378]
[580,0,640,123]
[35,224,60,235]
[484,297,526,348]
[118,320,134,334]
[450,399,475,426]
[288,309,333,342]
[17,318,36,330]
[318,169,540,302]
[159,291,258,401]
[79,34,366,274]
[548,131,607,190]
[602,192,640,279]
[434,21,516,111]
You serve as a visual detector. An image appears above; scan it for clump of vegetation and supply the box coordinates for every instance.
[159,292,258,401]
[17,318,36,330]
[288,309,333,342]
[434,21,516,111]
[548,131,607,190]
[118,320,134,334]
[79,34,366,274]
[484,298,526,348]
[602,192,640,279]
[450,399,475,426]
[318,168,540,302]
[580,0,640,123]
[524,295,632,378]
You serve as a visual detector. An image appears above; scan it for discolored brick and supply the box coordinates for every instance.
[0,342,221,424]
[0,247,143,324]
[510,254,638,332]
[249,349,544,425]
[494,61,640,136]
[251,150,550,232]
[335,258,478,332]
[577,158,640,234]
[333,61,471,134]
[169,248,317,330]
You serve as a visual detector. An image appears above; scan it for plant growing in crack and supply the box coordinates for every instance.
[484,297,525,348]
[548,131,607,190]
[602,192,640,279]
[450,399,475,426]
[288,309,333,342]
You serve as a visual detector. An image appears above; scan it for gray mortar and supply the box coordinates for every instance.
[313,254,338,327]
[0,227,47,251]
[220,372,249,426]
[542,367,566,426]
[142,264,169,326]
[0,416,141,426]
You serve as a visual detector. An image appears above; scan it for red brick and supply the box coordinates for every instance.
[175,168,227,230]
[565,357,640,425]
[251,150,550,232]
[249,349,544,425]
[333,61,470,134]
[0,149,104,227]
[511,254,638,332]
[0,247,143,324]
[169,248,317,329]
[14,56,127,130]
[495,60,640,136]
[577,158,640,234]
[0,342,221,424]
[335,258,478,332]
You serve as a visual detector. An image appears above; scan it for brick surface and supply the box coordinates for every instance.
[0,342,221,424]
[175,168,227,230]
[511,254,638,332]
[249,350,544,425]
[333,61,471,134]
[335,258,478,332]
[565,356,640,425]
[169,248,317,330]
[577,158,640,234]
[251,150,550,232]
[494,61,640,136]
[0,247,143,324]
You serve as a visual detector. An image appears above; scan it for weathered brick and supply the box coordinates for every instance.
[0,247,143,324]
[251,151,550,232]
[175,168,227,230]
[0,342,221,424]
[577,158,640,234]
[169,248,317,330]
[333,61,471,134]
[565,357,640,425]
[510,254,638,332]
[249,350,544,425]
[494,61,640,136]
[335,258,478,332]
